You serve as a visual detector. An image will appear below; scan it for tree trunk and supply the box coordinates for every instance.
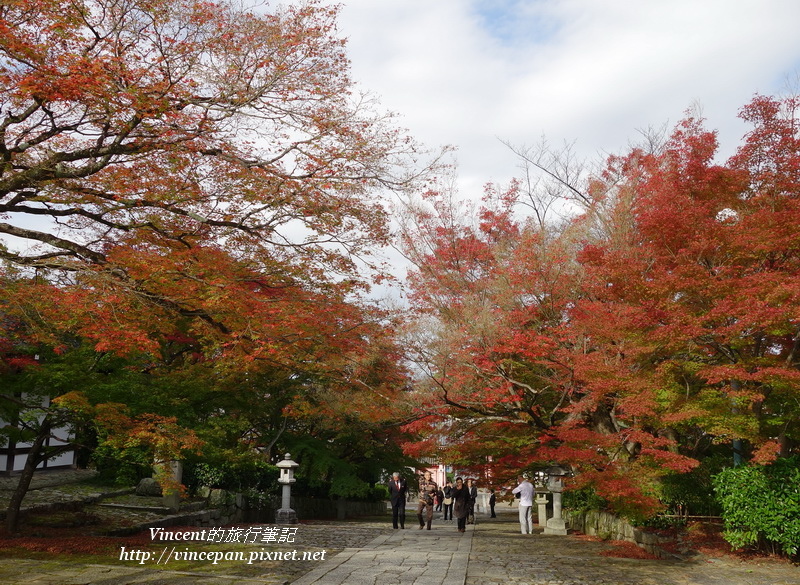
[730,380,743,466]
[777,431,790,458]
[5,416,51,535]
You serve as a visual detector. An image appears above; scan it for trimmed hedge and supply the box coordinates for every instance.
[713,457,800,557]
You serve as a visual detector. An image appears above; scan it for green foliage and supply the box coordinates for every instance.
[639,514,687,531]
[563,486,608,513]
[713,457,800,557]
[658,454,727,516]
[329,474,372,500]
[372,483,390,501]
[184,458,279,494]
[284,426,415,501]
[190,463,226,489]
[91,443,152,486]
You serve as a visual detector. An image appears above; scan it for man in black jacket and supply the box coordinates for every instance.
[388,471,407,529]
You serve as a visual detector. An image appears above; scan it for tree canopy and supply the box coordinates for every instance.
[0,0,431,357]
[0,0,427,532]
[400,94,800,517]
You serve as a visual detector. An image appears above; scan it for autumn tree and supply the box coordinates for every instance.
[400,94,800,518]
[397,178,588,483]
[0,0,432,531]
[571,96,800,473]
[0,0,433,344]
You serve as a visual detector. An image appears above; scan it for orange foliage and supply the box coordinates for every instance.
[400,94,800,515]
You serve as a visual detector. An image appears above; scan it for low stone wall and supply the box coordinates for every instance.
[246,495,387,522]
[564,509,677,558]
[108,488,387,533]
[295,497,387,520]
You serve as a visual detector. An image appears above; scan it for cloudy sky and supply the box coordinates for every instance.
[307,0,800,195]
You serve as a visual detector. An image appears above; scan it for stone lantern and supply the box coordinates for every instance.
[543,465,571,535]
[275,453,299,524]
[532,471,549,525]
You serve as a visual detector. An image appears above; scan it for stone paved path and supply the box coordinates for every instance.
[286,511,799,585]
[467,512,798,585]
[0,508,797,584]
[292,523,472,585]
[0,559,274,585]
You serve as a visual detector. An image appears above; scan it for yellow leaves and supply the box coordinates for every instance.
[95,404,204,461]
[51,391,92,417]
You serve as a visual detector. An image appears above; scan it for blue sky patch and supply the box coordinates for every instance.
[471,0,562,46]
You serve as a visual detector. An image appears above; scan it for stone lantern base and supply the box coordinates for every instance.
[275,508,298,524]
[544,517,568,535]
[535,493,549,526]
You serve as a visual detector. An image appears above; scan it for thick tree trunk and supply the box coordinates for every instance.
[5,416,51,535]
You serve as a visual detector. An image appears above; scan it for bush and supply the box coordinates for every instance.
[372,483,390,502]
[639,514,686,531]
[90,443,152,486]
[713,457,800,557]
[563,486,608,513]
[184,458,279,494]
[659,454,727,517]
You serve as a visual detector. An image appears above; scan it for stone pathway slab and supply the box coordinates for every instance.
[292,524,473,585]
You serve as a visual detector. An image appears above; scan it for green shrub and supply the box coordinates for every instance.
[659,454,727,517]
[372,483,390,502]
[713,457,800,557]
[563,486,608,513]
[639,514,686,531]
[184,458,279,494]
[191,463,227,489]
[91,443,151,486]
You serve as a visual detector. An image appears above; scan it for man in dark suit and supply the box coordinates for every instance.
[388,471,408,529]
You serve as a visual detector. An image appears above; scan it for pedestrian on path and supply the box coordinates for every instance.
[388,471,407,529]
[511,473,535,534]
[467,478,477,524]
[451,476,470,533]
[442,479,453,521]
[416,470,438,530]
[489,489,496,517]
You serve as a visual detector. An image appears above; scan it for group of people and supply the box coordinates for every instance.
[388,470,475,532]
[388,470,535,535]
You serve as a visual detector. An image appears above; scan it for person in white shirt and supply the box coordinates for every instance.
[511,473,535,534]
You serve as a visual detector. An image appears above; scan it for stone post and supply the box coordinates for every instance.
[535,493,549,526]
[275,453,299,524]
[160,460,183,514]
[544,476,568,535]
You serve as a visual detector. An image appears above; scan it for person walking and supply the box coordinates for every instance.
[467,478,478,524]
[442,480,453,521]
[451,477,470,533]
[388,471,407,529]
[512,473,535,534]
[489,488,497,518]
[416,470,438,530]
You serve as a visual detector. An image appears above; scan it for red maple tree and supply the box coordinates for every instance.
[400,94,800,517]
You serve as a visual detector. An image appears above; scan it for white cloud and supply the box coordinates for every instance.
[317,0,800,193]
[269,0,799,299]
